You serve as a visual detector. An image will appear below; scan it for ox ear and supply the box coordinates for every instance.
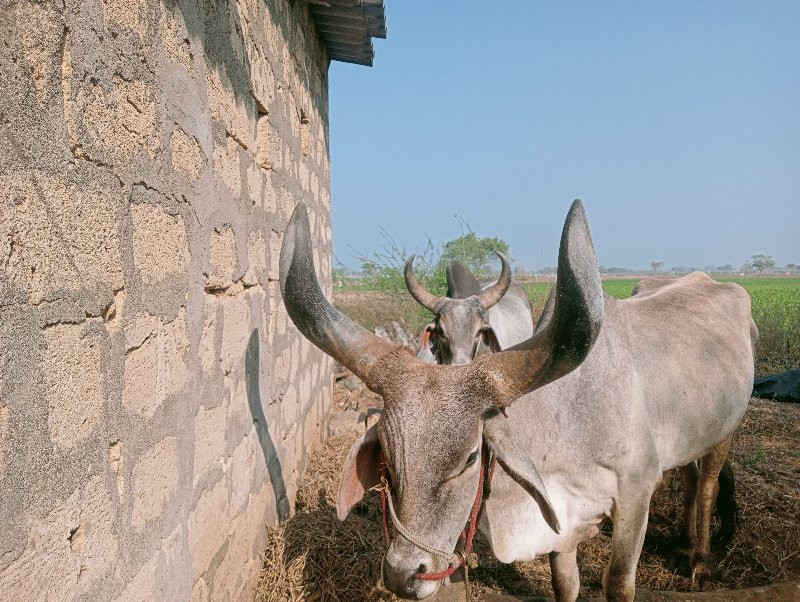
[481,326,502,353]
[337,424,382,521]
[484,415,561,534]
[417,322,436,352]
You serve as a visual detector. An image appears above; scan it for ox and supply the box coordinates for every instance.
[279,201,756,601]
[409,238,741,583]
[408,256,534,365]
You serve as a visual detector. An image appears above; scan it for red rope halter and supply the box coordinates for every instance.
[378,443,497,582]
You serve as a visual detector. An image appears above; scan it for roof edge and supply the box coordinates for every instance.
[305,0,386,67]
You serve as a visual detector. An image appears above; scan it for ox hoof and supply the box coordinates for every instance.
[667,544,693,572]
[690,556,715,590]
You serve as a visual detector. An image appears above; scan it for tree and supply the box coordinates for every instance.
[436,217,510,278]
[743,254,776,273]
[650,260,664,273]
[352,218,511,294]
[786,263,798,273]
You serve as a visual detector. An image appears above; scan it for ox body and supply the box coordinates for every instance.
[478,278,534,352]
[481,273,755,594]
[278,200,756,601]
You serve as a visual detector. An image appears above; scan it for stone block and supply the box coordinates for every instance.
[160,8,193,71]
[219,295,251,376]
[0,172,123,304]
[72,76,161,164]
[113,552,158,602]
[212,136,243,199]
[123,309,189,418]
[0,402,8,481]
[228,431,257,515]
[171,126,205,180]
[193,402,228,484]
[199,298,219,375]
[131,203,189,285]
[205,226,238,291]
[131,435,179,530]
[244,230,266,286]
[0,476,117,599]
[43,322,105,449]
[188,478,228,580]
[102,0,148,38]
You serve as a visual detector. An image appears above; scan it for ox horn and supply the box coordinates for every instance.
[475,251,512,310]
[479,200,604,406]
[404,255,443,312]
[280,203,395,383]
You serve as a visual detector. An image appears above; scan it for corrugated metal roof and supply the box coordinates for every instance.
[305,0,386,67]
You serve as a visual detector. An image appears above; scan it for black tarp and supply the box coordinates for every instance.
[752,369,800,403]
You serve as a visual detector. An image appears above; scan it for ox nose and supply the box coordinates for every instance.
[382,552,440,600]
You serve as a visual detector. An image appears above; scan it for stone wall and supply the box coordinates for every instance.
[0,1,334,599]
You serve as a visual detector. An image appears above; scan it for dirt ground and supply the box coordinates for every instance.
[256,380,800,601]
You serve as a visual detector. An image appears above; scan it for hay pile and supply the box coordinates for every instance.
[256,431,397,601]
[256,397,800,601]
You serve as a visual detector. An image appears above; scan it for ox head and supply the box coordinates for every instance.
[407,256,510,365]
[279,201,603,599]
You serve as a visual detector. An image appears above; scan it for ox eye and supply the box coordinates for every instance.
[464,449,479,469]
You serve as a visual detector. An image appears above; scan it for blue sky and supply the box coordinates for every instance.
[328,1,799,270]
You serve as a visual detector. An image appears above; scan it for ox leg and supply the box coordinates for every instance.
[669,462,699,570]
[603,488,653,602]
[549,549,580,602]
[692,436,732,588]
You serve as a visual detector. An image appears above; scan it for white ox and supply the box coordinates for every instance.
[408,256,534,365]
[279,200,756,601]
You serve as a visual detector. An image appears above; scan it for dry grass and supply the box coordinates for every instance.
[257,396,800,601]
[333,290,430,334]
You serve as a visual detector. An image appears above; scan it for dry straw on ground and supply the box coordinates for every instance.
[256,432,395,602]
[257,395,800,601]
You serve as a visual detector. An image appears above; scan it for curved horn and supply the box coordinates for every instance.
[404,255,443,312]
[475,251,512,310]
[280,203,395,382]
[477,200,604,406]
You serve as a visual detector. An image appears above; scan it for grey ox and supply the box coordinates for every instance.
[408,255,534,365]
[279,201,756,601]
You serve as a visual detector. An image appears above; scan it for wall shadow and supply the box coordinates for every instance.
[246,329,290,523]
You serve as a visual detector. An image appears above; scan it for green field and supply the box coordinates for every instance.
[336,276,799,376]
[524,277,800,375]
